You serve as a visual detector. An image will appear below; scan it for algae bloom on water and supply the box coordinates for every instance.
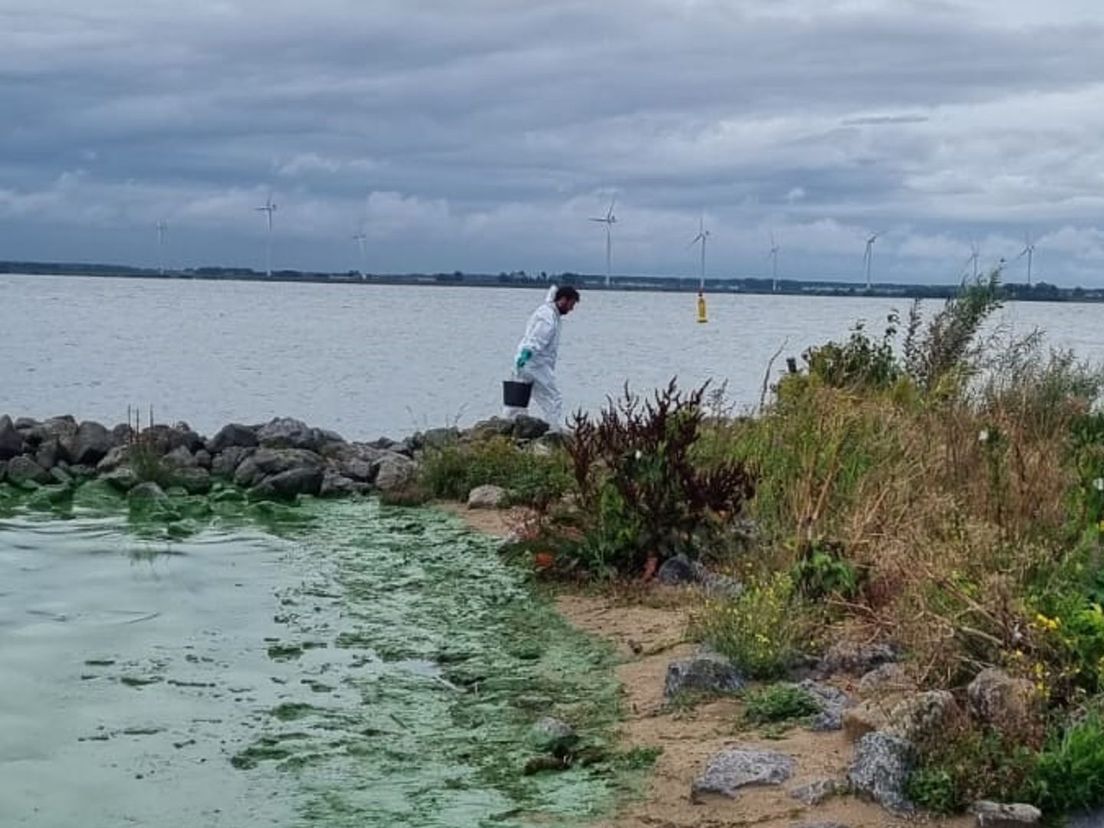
[0,491,635,827]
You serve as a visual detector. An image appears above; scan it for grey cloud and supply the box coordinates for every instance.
[2,1,1104,283]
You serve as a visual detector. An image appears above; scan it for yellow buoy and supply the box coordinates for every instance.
[697,291,708,323]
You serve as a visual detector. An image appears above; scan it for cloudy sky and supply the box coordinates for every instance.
[3,0,1104,285]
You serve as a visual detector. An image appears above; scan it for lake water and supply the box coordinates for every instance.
[1,273,1102,440]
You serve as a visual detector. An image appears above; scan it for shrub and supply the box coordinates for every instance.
[128,442,176,488]
[1026,711,1104,814]
[907,721,1039,814]
[802,313,901,391]
[419,437,572,506]
[565,380,755,575]
[1026,587,1104,702]
[694,573,805,679]
[791,539,860,600]
[742,683,820,724]
[903,271,1003,393]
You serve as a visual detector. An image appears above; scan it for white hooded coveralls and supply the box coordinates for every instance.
[506,285,564,428]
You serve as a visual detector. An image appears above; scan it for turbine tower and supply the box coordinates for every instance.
[352,229,368,279]
[255,192,278,276]
[155,219,168,275]
[1017,233,1036,286]
[690,215,710,292]
[965,240,980,281]
[769,233,780,293]
[588,197,617,287]
[863,233,879,289]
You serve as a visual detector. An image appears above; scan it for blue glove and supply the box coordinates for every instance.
[515,348,533,371]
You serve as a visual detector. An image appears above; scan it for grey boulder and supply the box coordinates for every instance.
[692,747,795,799]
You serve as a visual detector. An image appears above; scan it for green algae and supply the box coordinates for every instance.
[241,500,638,828]
[0,484,644,827]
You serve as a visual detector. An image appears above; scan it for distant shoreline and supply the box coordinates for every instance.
[3,263,1101,303]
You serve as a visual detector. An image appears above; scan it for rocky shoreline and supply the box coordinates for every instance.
[0,412,552,502]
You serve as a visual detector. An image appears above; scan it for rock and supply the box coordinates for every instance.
[884,690,958,742]
[700,571,744,599]
[339,456,379,483]
[422,427,460,450]
[790,823,851,828]
[665,650,745,699]
[0,415,23,459]
[528,716,578,755]
[819,641,899,677]
[233,448,322,488]
[173,424,205,453]
[162,445,197,468]
[656,553,708,585]
[0,460,6,483]
[971,801,1042,827]
[42,415,78,444]
[96,445,129,473]
[468,484,507,509]
[6,455,51,488]
[206,423,259,454]
[967,668,1037,727]
[466,418,516,441]
[193,449,212,469]
[211,445,254,478]
[692,748,795,799]
[66,464,96,482]
[256,417,331,452]
[857,663,914,699]
[374,453,418,492]
[70,420,114,465]
[128,481,168,503]
[842,700,890,742]
[173,467,212,495]
[848,732,914,814]
[136,424,192,456]
[102,467,140,492]
[513,415,550,440]
[35,438,62,470]
[789,777,846,805]
[111,423,134,445]
[655,553,743,597]
[49,466,73,486]
[319,472,364,498]
[798,680,853,731]
[250,467,324,500]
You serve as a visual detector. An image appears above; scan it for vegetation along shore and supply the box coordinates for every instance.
[6,273,1104,826]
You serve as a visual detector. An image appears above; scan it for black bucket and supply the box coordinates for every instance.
[503,379,533,407]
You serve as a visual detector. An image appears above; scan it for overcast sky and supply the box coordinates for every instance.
[3,0,1104,285]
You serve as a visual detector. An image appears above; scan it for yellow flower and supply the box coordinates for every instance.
[1034,612,1060,631]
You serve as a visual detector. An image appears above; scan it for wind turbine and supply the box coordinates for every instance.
[964,240,980,281]
[352,227,368,279]
[155,219,168,275]
[690,215,711,323]
[588,197,617,287]
[254,192,277,276]
[690,215,711,291]
[863,233,879,289]
[351,231,368,280]
[1016,233,1036,286]
[769,232,780,293]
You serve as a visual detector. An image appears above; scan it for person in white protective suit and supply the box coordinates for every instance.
[505,285,580,429]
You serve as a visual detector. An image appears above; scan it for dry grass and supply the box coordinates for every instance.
[717,377,1090,688]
